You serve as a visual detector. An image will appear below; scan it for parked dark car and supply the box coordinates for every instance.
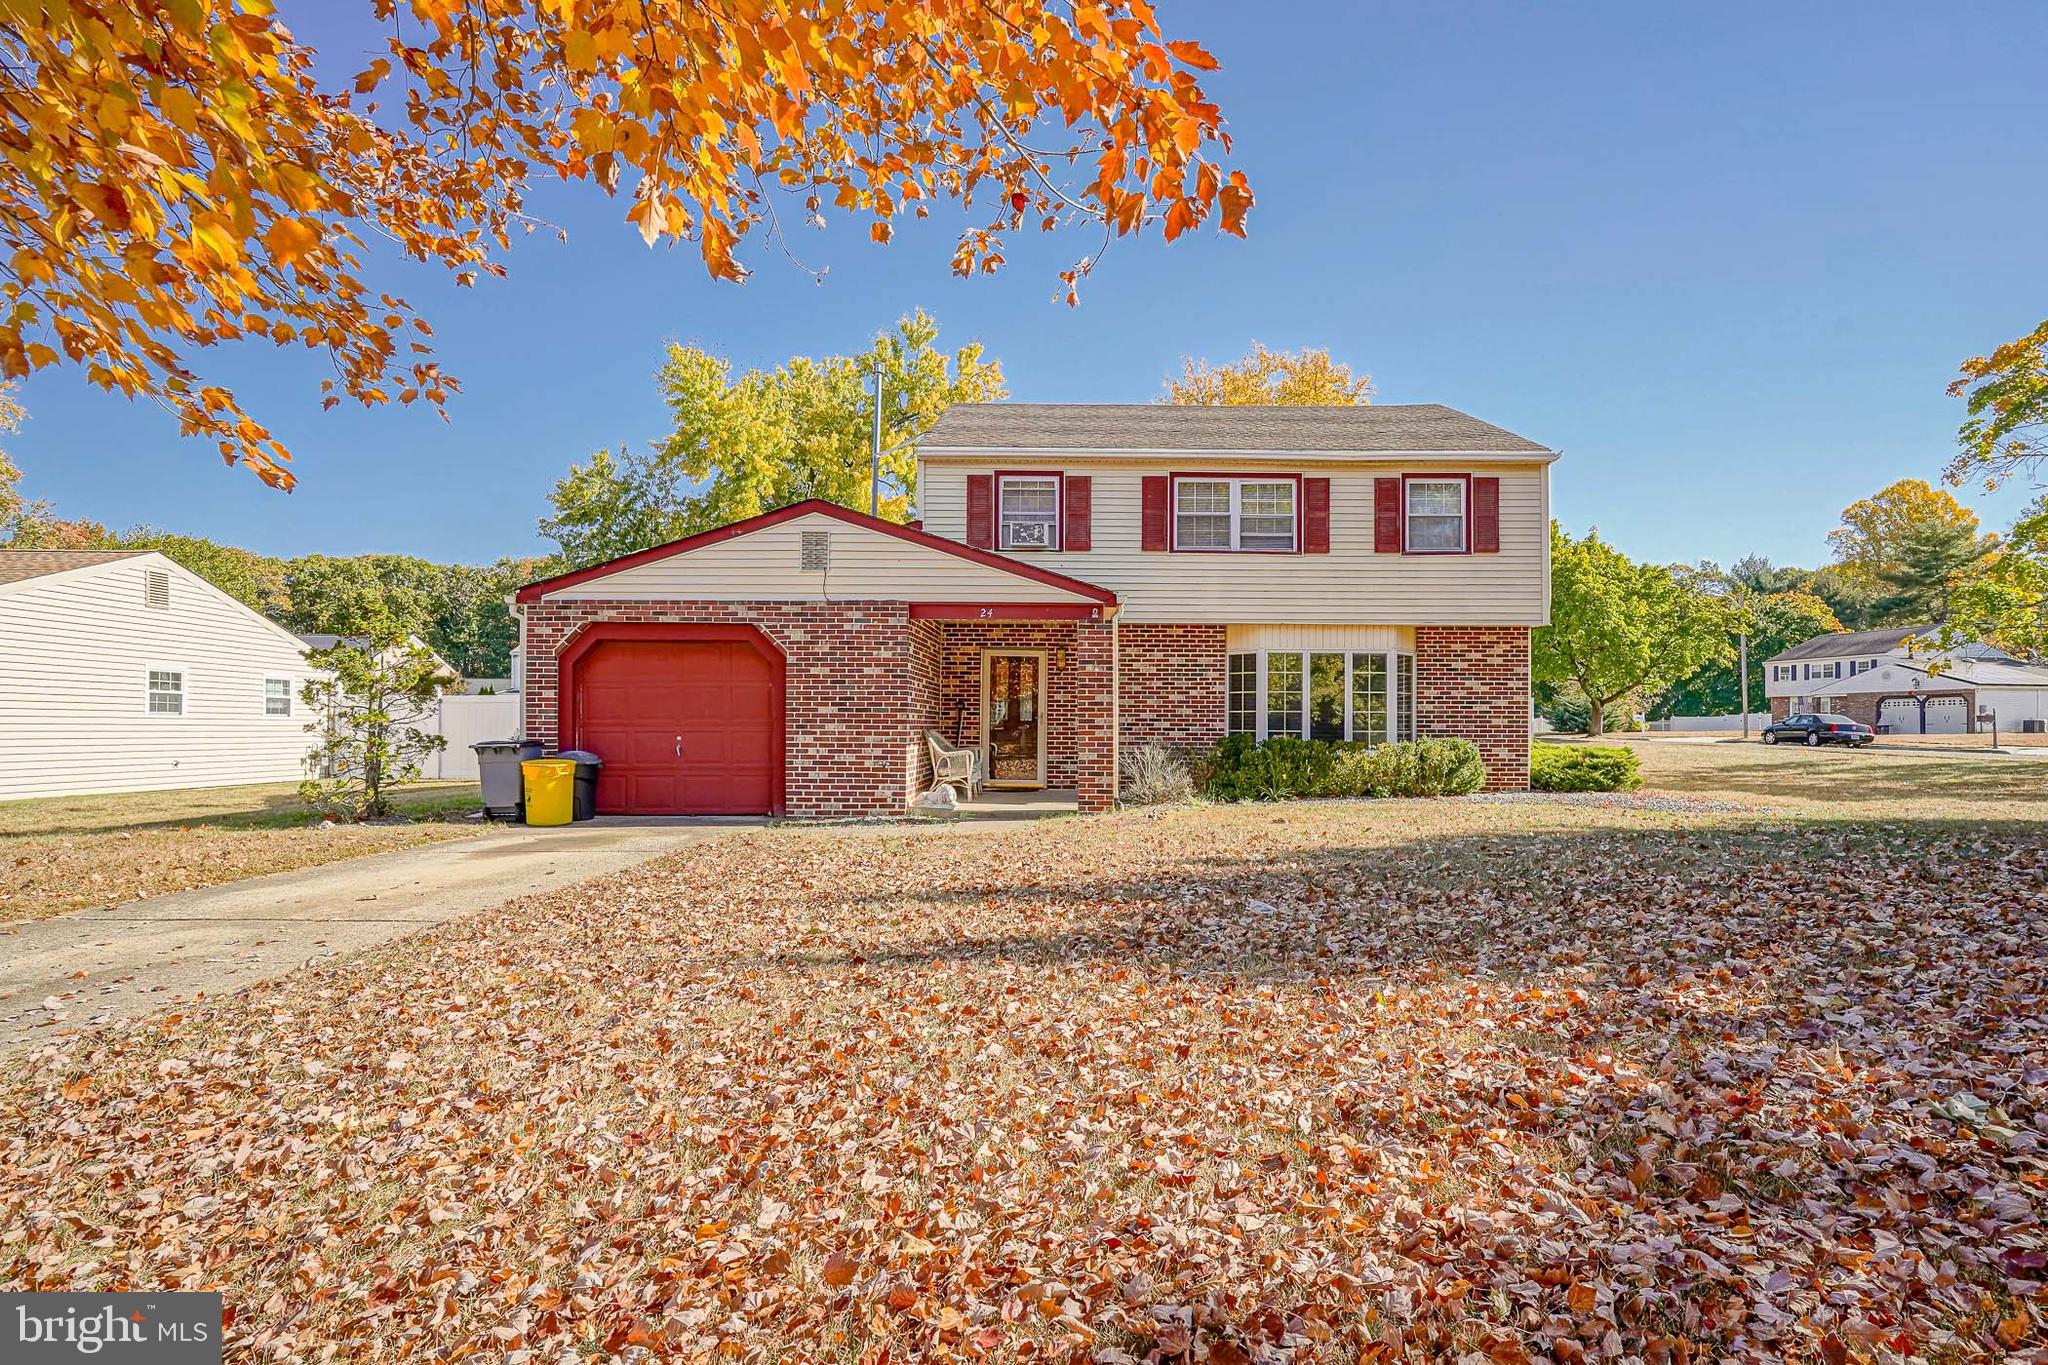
[1762,712,1874,747]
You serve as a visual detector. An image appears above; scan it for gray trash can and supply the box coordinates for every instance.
[474,739,545,820]
[557,749,604,821]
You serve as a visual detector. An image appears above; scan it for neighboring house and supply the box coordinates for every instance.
[1764,625,2048,733]
[0,550,322,801]
[514,403,1557,816]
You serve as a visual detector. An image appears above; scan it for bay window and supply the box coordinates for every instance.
[1227,649,1418,743]
[1404,476,1467,553]
[997,474,1060,549]
[1174,477,1297,552]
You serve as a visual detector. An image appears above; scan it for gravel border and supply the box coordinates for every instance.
[1460,790,1764,814]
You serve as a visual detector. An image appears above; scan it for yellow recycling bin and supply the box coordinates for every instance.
[521,758,577,826]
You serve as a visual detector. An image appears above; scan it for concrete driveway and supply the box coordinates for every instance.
[0,821,745,1049]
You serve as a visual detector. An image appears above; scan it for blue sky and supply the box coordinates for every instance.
[11,1,2048,567]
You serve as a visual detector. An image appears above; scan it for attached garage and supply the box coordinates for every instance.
[1878,693,1971,735]
[514,500,1120,818]
[560,625,784,815]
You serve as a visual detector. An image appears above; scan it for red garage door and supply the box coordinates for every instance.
[572,639,780,814]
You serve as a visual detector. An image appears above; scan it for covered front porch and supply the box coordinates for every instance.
[908,605,1118,812]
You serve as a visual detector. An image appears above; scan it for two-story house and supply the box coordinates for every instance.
[513,403,1557,815]
[1764,625,2048,734]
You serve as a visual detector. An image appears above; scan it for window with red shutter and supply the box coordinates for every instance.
[1303,477,1331,554]
[965,474,994,549]
[1060,475,1092,550]
[1141,476,1169,551]
[1373,478,1402,553]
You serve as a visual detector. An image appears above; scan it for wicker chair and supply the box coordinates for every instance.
[924,730,982,800]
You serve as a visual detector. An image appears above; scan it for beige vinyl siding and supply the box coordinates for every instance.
[921,458,1550,625]
[542,510,1100,605]
[0,555,319,801]
[1225,624,1415,653]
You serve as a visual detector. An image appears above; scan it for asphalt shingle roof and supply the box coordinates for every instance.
[0,549,146,587]
[921,403,1552,454]
[1767,625,1936,663]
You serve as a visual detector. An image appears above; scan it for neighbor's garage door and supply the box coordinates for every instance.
[1878,695,1970,735]
[574,640,779,814]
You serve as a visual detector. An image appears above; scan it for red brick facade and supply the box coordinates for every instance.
[1118,623,1228,752]
[522,599,1118,816]
[522,603,1532,814]
[1414,625,1532,791]
[522,598,928,818]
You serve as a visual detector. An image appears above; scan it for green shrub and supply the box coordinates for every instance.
[1202,735,1487,800]
[1202,734,1339,801]
[1529,742,1642,792]
[1410,737,1487,795]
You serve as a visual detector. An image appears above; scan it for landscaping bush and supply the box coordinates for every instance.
[1529,742,1642,792]
[1118,744,1195,806]
[1201,734,1338,801]
[1202,735,1487,800]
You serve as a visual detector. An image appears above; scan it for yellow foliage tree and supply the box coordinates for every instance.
[1163,343,1373,406]
[1826,479,1983,581]
[0,0,1248,489]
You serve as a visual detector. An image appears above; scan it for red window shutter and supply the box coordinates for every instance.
[1473,476,1500,553]
[1141,475,1169,551]
[965,474,994,549]
[1373,477,1402,553]
[1303,477,1331,554]
[1062,475,1091,551]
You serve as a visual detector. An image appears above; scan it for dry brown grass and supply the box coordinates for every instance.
[1615,733,2048,821]
[3,786,2041,1360]
[0,781,482,924]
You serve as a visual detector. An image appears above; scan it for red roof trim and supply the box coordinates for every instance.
[514,499,1118,605]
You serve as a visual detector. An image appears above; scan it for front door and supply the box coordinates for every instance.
[982,650,1047,789]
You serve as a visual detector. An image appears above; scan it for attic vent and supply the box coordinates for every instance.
[144,568,170,610]
[799,530,831,573]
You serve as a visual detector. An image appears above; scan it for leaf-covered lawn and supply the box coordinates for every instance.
[0,781,483,924]
[4,799,2043,1361]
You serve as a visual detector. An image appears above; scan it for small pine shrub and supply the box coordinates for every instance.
[1529,742,1642,792]
[1119,744,1195,806]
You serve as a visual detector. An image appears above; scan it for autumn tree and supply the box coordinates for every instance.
[1535,525,1732,736]
[1826,479,1993,625]
[1949,320,2048,488]
[1164,343,1373,406]
[1,2,1246,488]
[540,312,1003,566]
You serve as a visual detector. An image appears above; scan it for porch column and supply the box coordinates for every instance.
[1072,617,1118,812]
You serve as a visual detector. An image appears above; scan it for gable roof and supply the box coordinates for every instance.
[920,403,1554,455]
[514,498,1118,605]
[1768,625,1934,663]
[1808,653,2048,693]
[0,548,147,587]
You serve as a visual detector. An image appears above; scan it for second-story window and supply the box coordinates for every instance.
[1404,477,1467,552]
[1174,477,1296,552]
[998,475,1060,550]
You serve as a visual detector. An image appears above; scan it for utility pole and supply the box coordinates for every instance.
[1739,625,1751,739]
[869,363,884,518]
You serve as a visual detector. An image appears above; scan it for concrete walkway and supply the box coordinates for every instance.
[0,822,746,1049]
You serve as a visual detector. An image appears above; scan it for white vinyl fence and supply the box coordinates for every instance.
[1649,713,1772,732]
[412,694,523,780]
